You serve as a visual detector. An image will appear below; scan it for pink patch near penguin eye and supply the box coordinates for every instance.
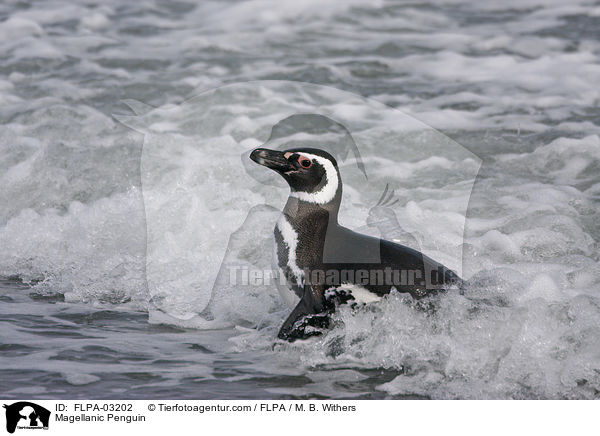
[298,155,312,168]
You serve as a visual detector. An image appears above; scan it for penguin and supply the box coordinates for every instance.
[250,147,461,342]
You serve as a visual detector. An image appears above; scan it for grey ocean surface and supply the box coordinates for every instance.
[1,0,600,399]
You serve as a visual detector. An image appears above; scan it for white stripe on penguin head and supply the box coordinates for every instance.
[289,153,340,205]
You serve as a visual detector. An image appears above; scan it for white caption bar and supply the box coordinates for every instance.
[0,400,596,436]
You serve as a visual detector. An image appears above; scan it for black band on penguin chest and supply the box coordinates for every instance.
[278,204,331,271]
[293,211,330,268]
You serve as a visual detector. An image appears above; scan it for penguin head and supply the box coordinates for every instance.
[250,147,341,205]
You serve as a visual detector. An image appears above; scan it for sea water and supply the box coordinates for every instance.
[0,0,599,399]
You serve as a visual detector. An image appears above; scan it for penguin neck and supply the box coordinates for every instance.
[282,188,341,225]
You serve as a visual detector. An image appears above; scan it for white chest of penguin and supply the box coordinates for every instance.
[273,215,303,308]
[275,215,303,281]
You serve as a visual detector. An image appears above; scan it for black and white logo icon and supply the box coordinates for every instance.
[3,402,50,434]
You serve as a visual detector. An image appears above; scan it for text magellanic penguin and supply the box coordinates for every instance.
[250,147,461,341]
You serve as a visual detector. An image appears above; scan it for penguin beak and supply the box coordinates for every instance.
[250,148,294,173]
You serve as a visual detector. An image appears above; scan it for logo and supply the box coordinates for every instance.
[3,402,50,434]
[115,81,481,322]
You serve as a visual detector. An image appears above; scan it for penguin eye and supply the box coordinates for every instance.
[298,156,312,168]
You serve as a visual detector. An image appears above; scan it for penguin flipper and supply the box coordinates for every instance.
[277,284,329,342]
